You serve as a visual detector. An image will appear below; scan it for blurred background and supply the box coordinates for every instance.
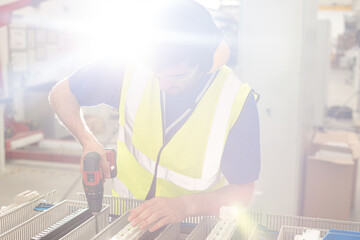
[0,0,359,222]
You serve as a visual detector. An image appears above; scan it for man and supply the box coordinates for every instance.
[49,0,260,233]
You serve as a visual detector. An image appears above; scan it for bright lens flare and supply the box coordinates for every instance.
[220,206,258,238]
[236,210,258,239]
[72,0,165,61]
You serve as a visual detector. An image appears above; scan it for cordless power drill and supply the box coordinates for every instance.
[82,150,117,213]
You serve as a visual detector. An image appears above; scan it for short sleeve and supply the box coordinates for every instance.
[220,93,261,184]
[68,61,125,108]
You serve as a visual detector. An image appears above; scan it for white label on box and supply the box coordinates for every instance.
[325,141,349,148]
[315,150,352,160]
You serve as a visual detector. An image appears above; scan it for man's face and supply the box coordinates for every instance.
[155,61,203,95]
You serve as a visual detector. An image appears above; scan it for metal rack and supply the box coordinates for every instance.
[91,211,187,240]
[0,191,56,234]
[78,194,360,240]
[3,193,359,239]
[77,193,213,224]
[0,200,109,240]
[0,194,45,234]
[245,213,360,240]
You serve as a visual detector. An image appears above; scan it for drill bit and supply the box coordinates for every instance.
[93,212,100,234]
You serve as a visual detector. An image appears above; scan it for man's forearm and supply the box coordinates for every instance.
[184,183,255,217]
[49,79,110,177]
[49,80,95,146]
[129,182,255,232]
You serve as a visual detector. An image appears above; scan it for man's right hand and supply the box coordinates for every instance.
[81,140,111,179]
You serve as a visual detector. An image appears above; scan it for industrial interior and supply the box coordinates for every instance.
[2,0,360,239]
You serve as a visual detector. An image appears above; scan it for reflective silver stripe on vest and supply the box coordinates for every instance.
[125,64,151,127]
[119,124,221,190]
[123,126,222,190]
[112,177,135,199]
[119,68,244,191]
[202,72,243,179]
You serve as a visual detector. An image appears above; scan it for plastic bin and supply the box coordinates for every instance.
[323,230,360,240]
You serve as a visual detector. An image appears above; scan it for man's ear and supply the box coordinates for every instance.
[208,40,230,73]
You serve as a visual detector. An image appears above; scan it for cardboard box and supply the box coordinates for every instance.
[311,131,360,158]
[303,149,354,220]
[310,130,360,208]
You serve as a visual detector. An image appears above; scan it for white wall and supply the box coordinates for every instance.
[0,27,9,97]
[240,0,319,215]
[6,0,80,122]
[314,20,331,127]
[318,10,352,42]
[0,26,8,173]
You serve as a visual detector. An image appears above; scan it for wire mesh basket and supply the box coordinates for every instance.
[0,190,56,235]
[0,194,45,235]
[77,193,215,224]
[0,200,109,240]
[60,211,109,240]
[247,213,360,240]
[91,211,132,240]
[92,210,194,240]
[77,193,360,240]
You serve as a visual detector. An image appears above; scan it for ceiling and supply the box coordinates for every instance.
[319,0,353,6]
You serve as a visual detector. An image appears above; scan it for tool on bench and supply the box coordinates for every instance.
[82,149,117,212]
[82,149,117,233]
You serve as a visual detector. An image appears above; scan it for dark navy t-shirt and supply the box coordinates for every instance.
[68,61,261,184]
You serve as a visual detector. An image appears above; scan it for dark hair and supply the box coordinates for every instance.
[146,0,223,72]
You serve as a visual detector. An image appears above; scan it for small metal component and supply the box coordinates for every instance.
[110,222,146,240]
[33,203,54,212]
[206,219,238,240]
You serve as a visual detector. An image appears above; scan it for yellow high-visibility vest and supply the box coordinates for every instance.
[112,62,256,200]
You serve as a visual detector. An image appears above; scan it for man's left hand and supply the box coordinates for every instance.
[128,196,190,232]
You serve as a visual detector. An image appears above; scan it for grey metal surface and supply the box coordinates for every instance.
[60,206,110,240]
[185,219,207,240]
[156,223,181,240]
[91,211,131,240]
